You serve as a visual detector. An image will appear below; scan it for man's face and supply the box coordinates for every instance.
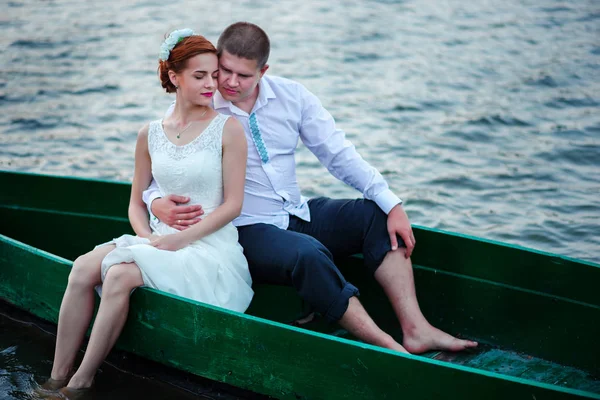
[218,50,268,104]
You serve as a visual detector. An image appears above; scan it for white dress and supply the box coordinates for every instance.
[97,114,253,313]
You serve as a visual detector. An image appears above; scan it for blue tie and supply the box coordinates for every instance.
[249,112,269,164]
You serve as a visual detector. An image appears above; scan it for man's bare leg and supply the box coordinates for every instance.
[339,297,408,353]
[374,249,478,354]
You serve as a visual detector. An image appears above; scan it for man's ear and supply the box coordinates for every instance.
[259,64,269,78]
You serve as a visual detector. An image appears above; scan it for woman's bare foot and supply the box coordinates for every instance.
[38,377,69,391]
[34,371,74,396]
[55,375,94,400]
[58,386,92,400]
[64,374,94,390]
[402,325,478,354]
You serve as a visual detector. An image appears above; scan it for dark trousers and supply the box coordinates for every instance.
[237,197,403,322]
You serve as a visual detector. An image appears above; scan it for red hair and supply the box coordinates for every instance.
[158,35,217,93]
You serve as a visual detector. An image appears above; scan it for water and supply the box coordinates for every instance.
[2,0,599,260]
[1,0,599,397]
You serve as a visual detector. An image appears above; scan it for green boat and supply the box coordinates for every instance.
[0,170,598,399]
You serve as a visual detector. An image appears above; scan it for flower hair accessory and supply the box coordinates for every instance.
[159,28,195,61]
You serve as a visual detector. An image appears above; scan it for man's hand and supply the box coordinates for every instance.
[149,232,191,252]
[387,203,416,259]
[151,195,203,231]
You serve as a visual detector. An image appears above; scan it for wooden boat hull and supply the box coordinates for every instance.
[1,170,598,399]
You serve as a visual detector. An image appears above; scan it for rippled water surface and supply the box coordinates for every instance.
[2,0,599,262]
[1,0,599,396]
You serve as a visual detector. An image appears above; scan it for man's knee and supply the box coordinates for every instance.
[362,199,387,226]
[361,200,403,272]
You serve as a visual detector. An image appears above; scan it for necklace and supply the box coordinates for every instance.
[175,108,209,139]
[175,122,192,139]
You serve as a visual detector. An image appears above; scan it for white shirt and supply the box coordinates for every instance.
[143,75,401,228]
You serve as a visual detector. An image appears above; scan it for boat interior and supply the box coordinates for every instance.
[1,171,598,395]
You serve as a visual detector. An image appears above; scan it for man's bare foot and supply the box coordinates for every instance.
[292,312,315,326]
[391,343,410,354]
[379,335,410,354]
[402,325,478,354]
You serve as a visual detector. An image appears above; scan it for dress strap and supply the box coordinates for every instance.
[147,120,163,155]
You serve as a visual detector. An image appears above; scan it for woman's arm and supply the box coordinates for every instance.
[151,117,247,250]
[128,124,154,238]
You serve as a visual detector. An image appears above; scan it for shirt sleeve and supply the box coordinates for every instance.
[297,86,402,214]
[165,101,175,118]
[142,179,162,220]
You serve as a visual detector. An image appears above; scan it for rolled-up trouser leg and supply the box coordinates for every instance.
[238,223,359,322]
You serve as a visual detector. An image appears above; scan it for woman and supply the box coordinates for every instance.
[43,29,253,395]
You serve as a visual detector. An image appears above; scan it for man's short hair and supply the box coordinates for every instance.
[217,22,270,69]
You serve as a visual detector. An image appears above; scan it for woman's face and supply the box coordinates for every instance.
[172,53,219,106]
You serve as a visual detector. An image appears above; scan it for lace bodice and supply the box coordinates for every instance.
[148,114,229,215]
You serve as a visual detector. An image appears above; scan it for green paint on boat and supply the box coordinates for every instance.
[1,170,599,399]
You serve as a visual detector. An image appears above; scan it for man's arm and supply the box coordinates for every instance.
[142,179,162,219]
[142,180,204,231]
[298,86,415,256]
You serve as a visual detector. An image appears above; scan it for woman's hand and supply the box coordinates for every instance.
[142,233,160,241]
[149,233,191,252]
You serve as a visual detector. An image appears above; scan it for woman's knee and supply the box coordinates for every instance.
[102,264,143,294]
[68,254,101,288]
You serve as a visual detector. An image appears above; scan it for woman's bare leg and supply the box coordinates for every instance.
[50,245,115,381]
[66,263,144,389]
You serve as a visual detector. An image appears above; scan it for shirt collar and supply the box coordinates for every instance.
[213,76,276,116]
[213,89,230,111]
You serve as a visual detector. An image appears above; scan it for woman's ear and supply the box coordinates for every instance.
[168,70,178,89]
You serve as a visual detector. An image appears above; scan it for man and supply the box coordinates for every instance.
[144,22,477,353]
